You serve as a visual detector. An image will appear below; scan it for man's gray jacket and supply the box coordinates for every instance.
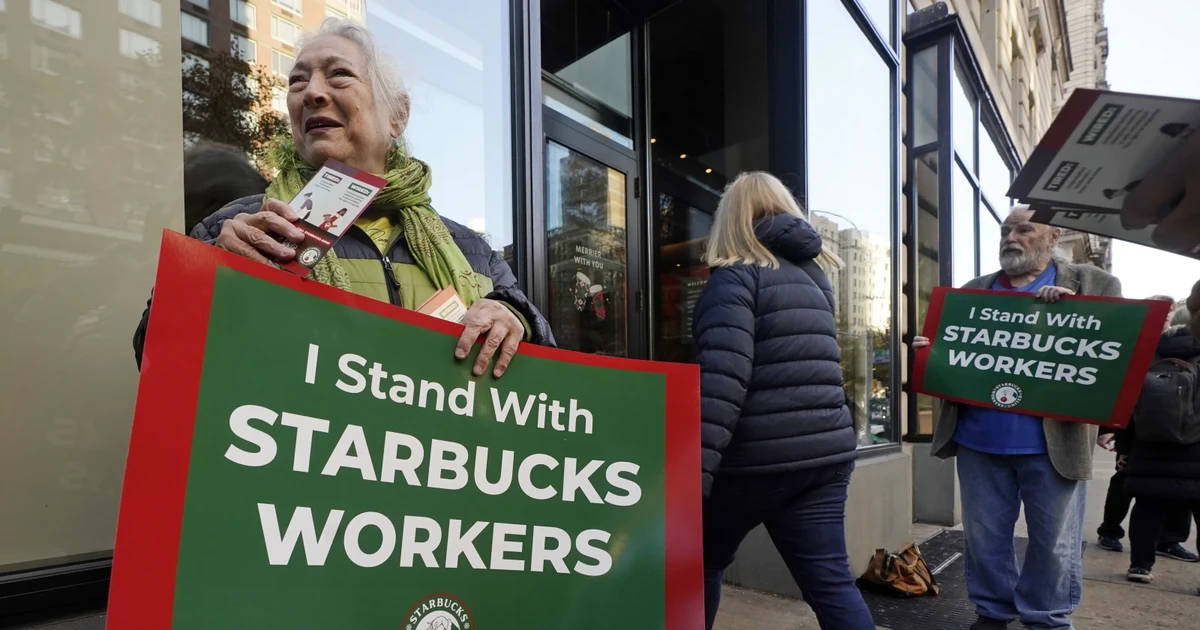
[930,260,1122,481]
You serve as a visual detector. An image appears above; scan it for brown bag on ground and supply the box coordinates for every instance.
[856,542,940,598]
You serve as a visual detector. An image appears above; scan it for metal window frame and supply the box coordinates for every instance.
[902,9,1022,442]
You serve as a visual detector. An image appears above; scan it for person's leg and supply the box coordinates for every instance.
[1011,454,1087,630]
[1097,467,1131,544]
[701,475,771,630]
[1158,504,1192,543]
[1129,498,1170,572]
[762,461,875,630]
[957,447,1022,624]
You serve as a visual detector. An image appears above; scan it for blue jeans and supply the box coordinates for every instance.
[957,446,1086,630]
[702,461,874,630]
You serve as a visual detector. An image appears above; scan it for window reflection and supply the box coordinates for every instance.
[808,0,894,446]
[368,0,515,254]
[541,0,634,148]
[1,1,181,572]
[860,0,893,43]
[914,152,939,435]
[979,202,1002,271]
[978,122,1013,209]
[952,164,977,287]
[545,141,628,357]
[952,63,976,170]
[648,0,769,361]
[911,46,938,147]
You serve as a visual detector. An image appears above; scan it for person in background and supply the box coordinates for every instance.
[693,172,873,630]
[1124,305,1200,582]
[1096,296,1196,561]
[182,142,268,236]
[913,205,1121,630]
[133,18,553,371]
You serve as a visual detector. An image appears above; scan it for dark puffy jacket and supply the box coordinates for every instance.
[133,195,554,367]
[692,214,857,496]
[1125,327,1200,502]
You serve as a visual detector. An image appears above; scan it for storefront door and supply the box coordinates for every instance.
[543,109,645,358]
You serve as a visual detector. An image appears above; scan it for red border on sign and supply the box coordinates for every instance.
[912,286,1171,428]
[107,231,703,629]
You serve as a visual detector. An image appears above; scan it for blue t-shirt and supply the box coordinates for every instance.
[952,265,1057,455]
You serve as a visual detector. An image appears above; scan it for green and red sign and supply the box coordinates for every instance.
[914,287,1171,428]
[108,232,702,629]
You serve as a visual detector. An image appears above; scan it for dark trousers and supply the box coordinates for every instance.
[702,461,874,630]
[1097,468,1192,543]
[1130,498,1200,570]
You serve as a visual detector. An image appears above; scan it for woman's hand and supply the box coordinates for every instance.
[1037,285,1075,303]
[455,298,526,378]
[214,199,306,266]
[912,336,931,349]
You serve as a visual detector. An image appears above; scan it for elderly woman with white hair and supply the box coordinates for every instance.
[134,19,553,374]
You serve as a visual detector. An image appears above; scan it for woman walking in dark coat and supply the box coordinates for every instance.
[1125,305,1200,584]
[693,172,874,630]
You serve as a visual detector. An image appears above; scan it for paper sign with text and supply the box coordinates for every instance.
[281,160,387,278]
[914,287,1170,427]
[108,232,703,630]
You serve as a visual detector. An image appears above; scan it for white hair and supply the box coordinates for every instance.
[296,18,411,139]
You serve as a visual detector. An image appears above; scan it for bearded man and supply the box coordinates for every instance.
[914,205,1121,630]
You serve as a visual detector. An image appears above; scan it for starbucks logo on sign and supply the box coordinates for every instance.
[991,383,1023,409]
[405,594,473,630]
[297,246,322,267]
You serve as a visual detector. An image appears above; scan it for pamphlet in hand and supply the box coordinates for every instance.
[279,160,387,277]
[416,286,469,324]
[1008,89,1200,257]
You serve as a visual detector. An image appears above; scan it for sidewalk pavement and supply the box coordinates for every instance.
[714,449,1200,629]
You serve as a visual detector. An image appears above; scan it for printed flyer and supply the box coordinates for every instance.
[1008,89,1200,214]
[108,232,703,629]
[913,287,1171,427]
[281,160,387,277]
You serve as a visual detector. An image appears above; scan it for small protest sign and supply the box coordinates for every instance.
[108,232,703,629]
[914,287,1171,427]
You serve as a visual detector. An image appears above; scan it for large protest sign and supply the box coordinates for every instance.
[108,232,702,629]
[914,288,1171,427]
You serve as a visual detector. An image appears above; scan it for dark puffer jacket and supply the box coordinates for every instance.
[1125,327,1200,502]
[692,214,857,496]
[133,195,554,367]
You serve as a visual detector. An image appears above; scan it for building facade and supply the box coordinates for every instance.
[0,0,1112,620]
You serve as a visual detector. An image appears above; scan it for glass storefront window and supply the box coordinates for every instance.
[952,62,976,170]
[1,0,182,573]
[367,0,515,254]
[979,121,1014,210]
[808,0,895,446]
[648,0,769,362]
[911,46,938,147]
[545,141,629,356]
[914,151,939,435]
[952,163,977,287]
[979,202,1002,272]
[541,0,635,148]
[861,0,893,43]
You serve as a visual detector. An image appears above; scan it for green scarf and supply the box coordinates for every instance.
[263,136,483,308]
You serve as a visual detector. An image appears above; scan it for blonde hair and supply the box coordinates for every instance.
[704,172,845,272]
